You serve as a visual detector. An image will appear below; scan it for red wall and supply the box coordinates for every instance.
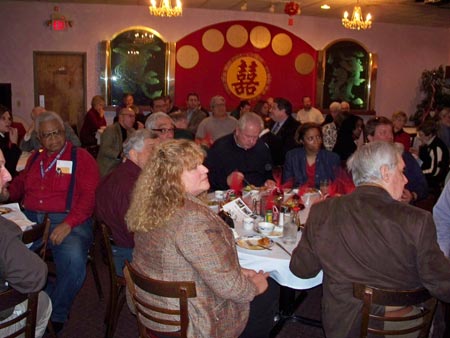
[174,20,317,112]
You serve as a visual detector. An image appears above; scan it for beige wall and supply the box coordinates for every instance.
[0,1,449,124]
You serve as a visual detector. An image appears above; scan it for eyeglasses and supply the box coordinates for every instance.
[152,128,175,134]
[40,129,64,139]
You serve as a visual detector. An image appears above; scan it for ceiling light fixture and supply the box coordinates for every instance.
[321,4,330,10]
[149,0,182,17]
[342,0,372,30]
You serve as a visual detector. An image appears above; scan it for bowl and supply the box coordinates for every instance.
[258,222,275,235]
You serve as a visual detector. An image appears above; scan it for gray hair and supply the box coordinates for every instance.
[210,95,225,109]
[329,101,341,113]
[145,112,172,130]
[123,129,159,158]
[237,112,264,131]
[35,111,64,134]
[347,141,403,186]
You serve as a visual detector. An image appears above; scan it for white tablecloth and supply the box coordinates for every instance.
[235,220,322,290]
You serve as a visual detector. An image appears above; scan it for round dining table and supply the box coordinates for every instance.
[235,219,323,290]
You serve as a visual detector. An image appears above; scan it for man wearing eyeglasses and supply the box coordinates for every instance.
[20,106,81,152]
[145,112,175,141]
[3,111,99,333]
[97,107,136,177]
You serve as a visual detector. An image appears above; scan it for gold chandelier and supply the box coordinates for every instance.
[149,0,182,17]
[342,0,372,30]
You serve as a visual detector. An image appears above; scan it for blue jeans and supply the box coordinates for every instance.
[111,245,133,277]
[26,211,93,323]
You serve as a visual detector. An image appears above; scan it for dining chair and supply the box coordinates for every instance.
[353,283,437,338]
[0,288,38,338]
[100,223,126,338]
[123,261,197,338]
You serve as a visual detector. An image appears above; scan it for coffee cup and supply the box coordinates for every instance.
[243,217,254,231]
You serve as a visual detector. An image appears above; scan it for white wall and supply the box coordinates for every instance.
[0,1,449,124]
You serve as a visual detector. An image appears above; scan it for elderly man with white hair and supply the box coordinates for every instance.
[145,112,175,141]
[290,141,450,338]
[20,106,80,152]
[96,129,159,276]
[3,111,99,333]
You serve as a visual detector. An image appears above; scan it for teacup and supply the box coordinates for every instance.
[258,222,275,235]
[243,217,254,231]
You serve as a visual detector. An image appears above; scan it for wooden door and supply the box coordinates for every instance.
[33,52,86,132]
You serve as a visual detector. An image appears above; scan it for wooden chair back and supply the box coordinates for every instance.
[100,223,126,338]
[21,216,50,259]
[0,288,38,338]
[124,261,196,338]
[353,283,437,338]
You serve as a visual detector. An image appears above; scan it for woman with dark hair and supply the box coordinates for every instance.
[333,114,364,162]
[80,95,107,157]
[417,120,449,191]
[126,139,269,338]
[283,123,340,188]
[0,105,21,176]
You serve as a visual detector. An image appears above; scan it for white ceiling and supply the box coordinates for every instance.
[5,0,450,28]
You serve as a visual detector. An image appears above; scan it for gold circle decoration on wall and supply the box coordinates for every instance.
[222,53,271,100]
[272,33,292,56]
[202,29,225,52]
[226,25,248,48]
[295,53,315,75]
[176,45,199,69]
[249,26,271,49]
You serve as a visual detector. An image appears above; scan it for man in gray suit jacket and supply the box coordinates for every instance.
[96,107,136,177]
[290,141,450,338]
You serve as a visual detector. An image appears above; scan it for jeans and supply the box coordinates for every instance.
[26,211,93,323]
[111,245,133,277]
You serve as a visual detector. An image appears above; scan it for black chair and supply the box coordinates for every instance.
[124,261,197,338]
[0,288,38,338]
[100,223,126,338]
[353,283,437,338]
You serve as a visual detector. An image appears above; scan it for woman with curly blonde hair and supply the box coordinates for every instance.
[126,139,269,338]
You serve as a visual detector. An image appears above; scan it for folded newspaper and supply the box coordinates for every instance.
[221,197,258,228]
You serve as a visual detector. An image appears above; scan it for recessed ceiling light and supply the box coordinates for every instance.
[321,4,331,9]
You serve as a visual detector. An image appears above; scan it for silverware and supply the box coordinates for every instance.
[275,242,292,256]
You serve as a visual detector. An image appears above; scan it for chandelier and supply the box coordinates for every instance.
[149,0,182,17]
[342,1,372,30]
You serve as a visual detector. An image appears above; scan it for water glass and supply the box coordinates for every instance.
[282,223,297,245]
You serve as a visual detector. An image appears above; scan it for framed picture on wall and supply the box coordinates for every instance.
[105,27,172,107]
[317,40,377,112]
